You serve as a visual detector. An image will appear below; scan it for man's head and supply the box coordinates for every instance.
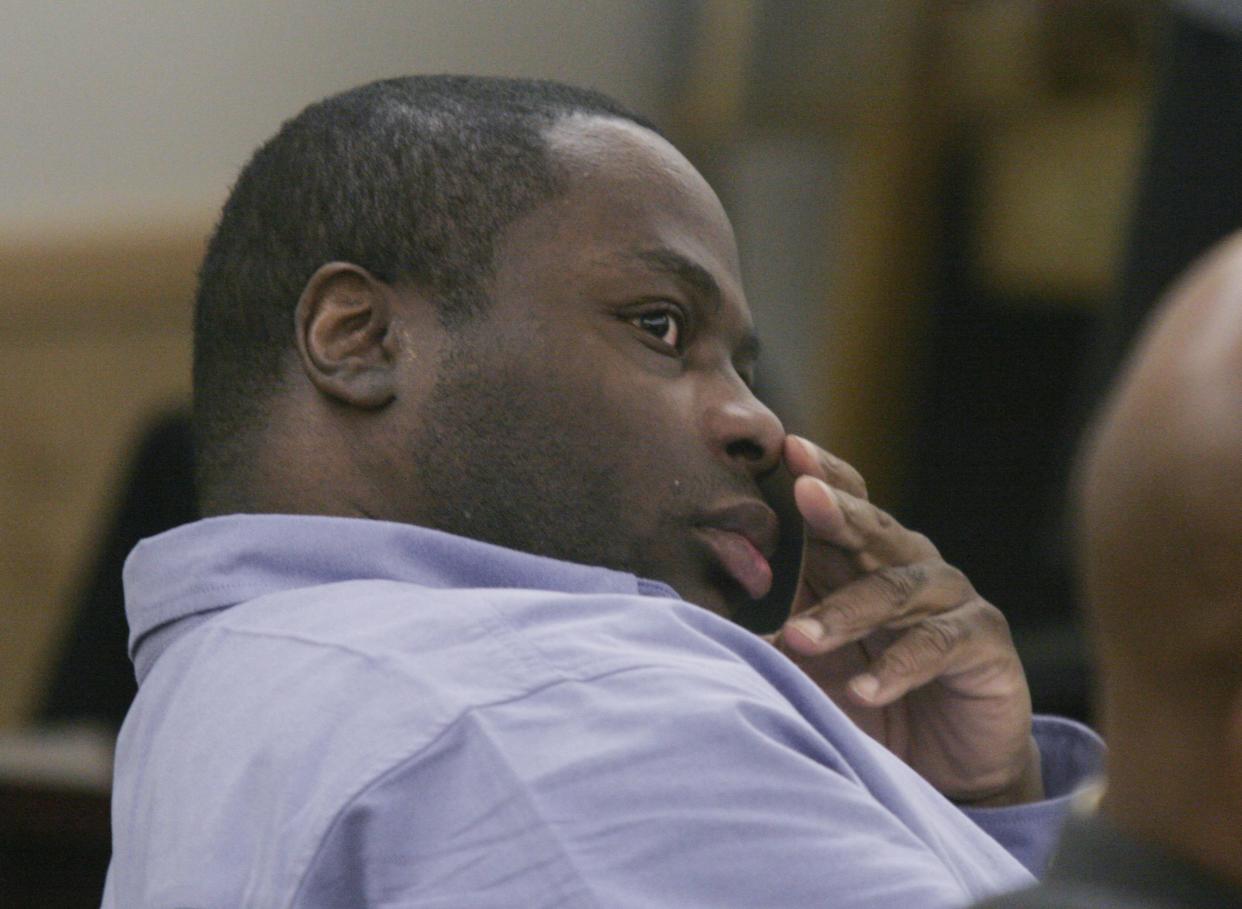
[193,75,786,615]
[1075,232,1242,868]
[194,75,656,494]
[1078,233,1242,705]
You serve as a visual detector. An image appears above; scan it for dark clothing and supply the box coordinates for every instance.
[1109,0,1242,366]
[974,814,1242,909]
[39,412,196,728]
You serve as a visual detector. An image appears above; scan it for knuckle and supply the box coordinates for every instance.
[880,645,923,678]
[940,562,969,590]
[926,561,971,607]
[975,599,1014,640]
[907,531,937,557]
[835,488,860,519]
[916,617,960,659]
[872,565,923,604]
[826,594,874,632]
[838,494,874,543]
[905,561,931,589]
[824,452,868,499]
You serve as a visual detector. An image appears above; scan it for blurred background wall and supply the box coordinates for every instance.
[1,0,1158,735]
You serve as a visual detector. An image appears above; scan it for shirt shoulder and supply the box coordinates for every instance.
[204,577,780,696]
[201,577,800,705]
[110,580,800,905]
[295,658,1001,909]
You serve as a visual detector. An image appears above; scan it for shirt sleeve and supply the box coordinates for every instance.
[960,716,1106,877]
[295,664,1037,909]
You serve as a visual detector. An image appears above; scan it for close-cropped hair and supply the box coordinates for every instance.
[192,74,654,502]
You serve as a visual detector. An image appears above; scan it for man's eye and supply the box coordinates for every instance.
[632,309,682,349]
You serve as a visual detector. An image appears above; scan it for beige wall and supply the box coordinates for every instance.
[1,2,677,236]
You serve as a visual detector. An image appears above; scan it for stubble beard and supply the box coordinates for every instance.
[409,348,657,580]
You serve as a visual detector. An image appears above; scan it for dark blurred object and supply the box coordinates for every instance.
[5,411,195,907]
[38,411,196,730]
[903,288,1096,720]
[1040,0,1154,96]
[1105,3,1242,368]
[902,134,1100,725]
[0,778,110,909]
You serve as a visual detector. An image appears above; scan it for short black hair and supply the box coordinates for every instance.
[192,74,656,504]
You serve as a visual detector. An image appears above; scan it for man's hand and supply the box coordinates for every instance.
[772,436,1042,807]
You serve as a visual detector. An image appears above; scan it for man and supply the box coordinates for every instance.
[974,232,1242,908]
[103,76,1099,907]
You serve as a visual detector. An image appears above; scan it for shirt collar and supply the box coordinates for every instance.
[124,514,679,684]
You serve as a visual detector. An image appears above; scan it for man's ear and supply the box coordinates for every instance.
[294,262,399,409]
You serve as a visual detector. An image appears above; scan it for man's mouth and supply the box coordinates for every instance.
[695,502,780,600]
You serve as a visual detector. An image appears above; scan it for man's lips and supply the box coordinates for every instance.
[695,501,780,600]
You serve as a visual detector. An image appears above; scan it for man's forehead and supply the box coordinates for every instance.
[498,115,739,269]
[542,115,732,227]
[544,114,687,177]
[495,115,755,347]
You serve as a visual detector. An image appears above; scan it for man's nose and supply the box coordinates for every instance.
[704,380,786,479]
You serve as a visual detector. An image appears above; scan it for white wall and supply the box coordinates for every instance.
[0,1,679,237]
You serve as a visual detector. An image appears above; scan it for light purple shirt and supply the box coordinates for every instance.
[103,515,1101,908]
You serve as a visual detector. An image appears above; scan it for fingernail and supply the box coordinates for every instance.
[851,674,880,701]
[786,618,823,644]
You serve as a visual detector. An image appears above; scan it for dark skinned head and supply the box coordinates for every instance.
[195,79,786,616]
[1076,232,1242,885]
[193,76,657,505]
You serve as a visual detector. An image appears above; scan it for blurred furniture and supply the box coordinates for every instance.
[0,724,113,909]
[0,411,197,907]
[0,226,199,729]
[0,779,111,909]
[39,411,197,730]
[1109,3,1242,367]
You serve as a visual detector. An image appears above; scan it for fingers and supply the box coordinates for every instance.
[783,435,867,500]
[785,562,965,649]
[782,433,1004,709]
[794,473,938,567]
[852,601,1015,706]
[846,616,973,705]
[782,561,1014,707]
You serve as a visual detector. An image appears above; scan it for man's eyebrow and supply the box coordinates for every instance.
[628,248,722,309]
